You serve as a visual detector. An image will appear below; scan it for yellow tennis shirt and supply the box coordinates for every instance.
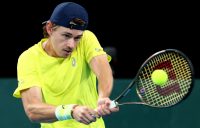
[13,30,110,128]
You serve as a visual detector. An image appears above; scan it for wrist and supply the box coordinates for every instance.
[55,104,77,121]
[71,105,79,119]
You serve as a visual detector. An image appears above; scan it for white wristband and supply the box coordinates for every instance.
[55,104,76,121]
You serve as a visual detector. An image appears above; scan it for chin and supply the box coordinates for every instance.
[60,54,70,58]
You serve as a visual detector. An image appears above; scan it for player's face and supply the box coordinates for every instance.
[49,26,83,58]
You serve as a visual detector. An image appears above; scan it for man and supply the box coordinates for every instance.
[13,2,119,128]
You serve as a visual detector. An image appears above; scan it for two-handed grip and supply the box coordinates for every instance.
[109,100,118,109]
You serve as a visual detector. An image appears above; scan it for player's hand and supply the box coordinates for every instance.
[96,97,119,116]
[72,105,99,125]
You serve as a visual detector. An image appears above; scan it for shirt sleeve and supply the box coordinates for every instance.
[13,51,42,98]
[81,30,111,63]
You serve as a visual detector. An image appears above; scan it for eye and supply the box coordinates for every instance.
[63,34,71,39]
[74,36,81,41]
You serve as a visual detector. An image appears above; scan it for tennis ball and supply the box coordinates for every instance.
[151,69,168,86]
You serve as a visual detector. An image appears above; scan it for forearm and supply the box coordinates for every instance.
[21,87,57,123]
[25,102,56,123]
[89,55,114,98]
[97,69,113,98]
[90,55,119,116]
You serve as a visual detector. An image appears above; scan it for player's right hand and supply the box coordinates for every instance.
[72,105,99,125]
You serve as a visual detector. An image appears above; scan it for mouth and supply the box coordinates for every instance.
[63,49,72,55]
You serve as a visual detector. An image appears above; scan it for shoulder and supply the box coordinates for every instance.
[17,46,36,66]
[18,39,45,61]
[83,30,95,35]
[80,30,99,45]
[82,30,97,39]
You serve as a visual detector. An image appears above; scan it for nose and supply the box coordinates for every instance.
[67,38,76,49]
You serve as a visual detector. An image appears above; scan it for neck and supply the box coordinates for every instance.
[42,40,58,57]
[42,40,48,52]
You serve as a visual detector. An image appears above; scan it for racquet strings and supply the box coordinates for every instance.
[136,50,193,107]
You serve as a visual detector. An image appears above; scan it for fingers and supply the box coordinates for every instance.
[96,105,111,116]
[110,106,119,112]
[77,114,95,125]
[72,106,99,125]
[97,98,119,116]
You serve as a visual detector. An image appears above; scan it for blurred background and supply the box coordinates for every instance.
[0,0,199,128]
[0,0,199,78]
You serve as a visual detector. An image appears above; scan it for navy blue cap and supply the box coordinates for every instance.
[49,2,88,30]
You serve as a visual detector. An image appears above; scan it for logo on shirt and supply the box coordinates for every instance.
[72,57,76,67]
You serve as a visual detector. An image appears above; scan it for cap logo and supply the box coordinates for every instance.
[69,18,86,29]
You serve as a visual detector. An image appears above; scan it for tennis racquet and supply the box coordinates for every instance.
[110,49,194,108]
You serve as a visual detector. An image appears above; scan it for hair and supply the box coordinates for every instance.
[42,22,59,38]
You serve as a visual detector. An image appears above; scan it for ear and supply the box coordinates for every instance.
[46,21,53,35]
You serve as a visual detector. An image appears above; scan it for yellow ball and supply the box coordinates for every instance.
[151,69,168,86]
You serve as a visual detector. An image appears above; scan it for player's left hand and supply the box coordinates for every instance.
[96,97,119,116]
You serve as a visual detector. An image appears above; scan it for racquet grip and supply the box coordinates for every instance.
[109,100,118,108]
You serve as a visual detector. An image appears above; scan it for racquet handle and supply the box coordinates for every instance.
[109,100,118,109]
[94,100,118,112]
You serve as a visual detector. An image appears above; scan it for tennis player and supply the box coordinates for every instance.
[13,2,119,128]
